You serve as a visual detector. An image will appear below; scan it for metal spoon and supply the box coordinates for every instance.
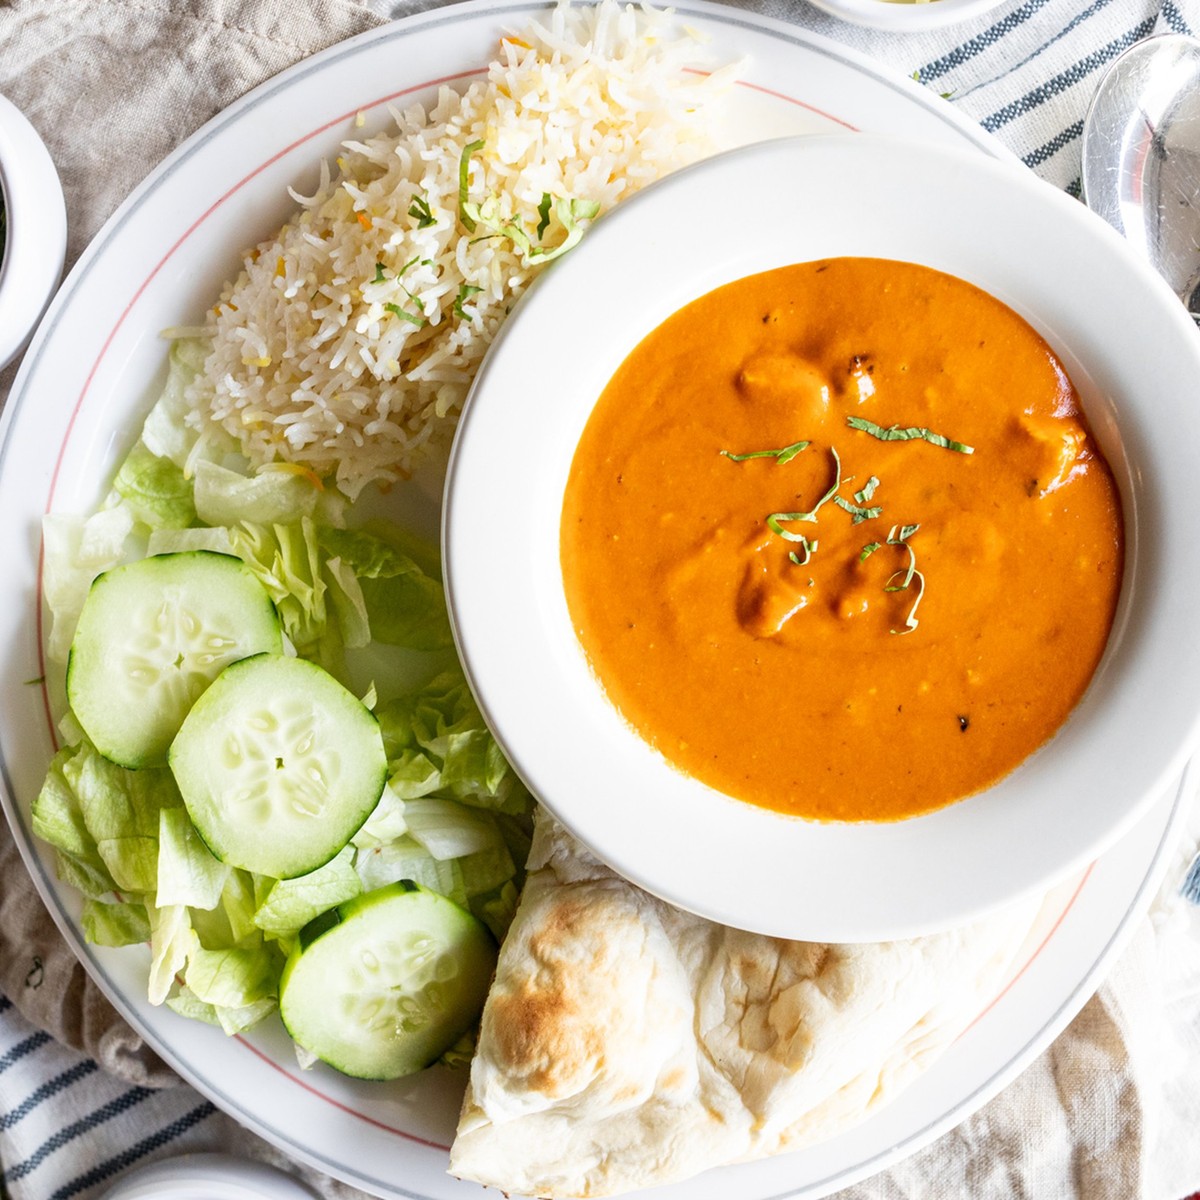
[1081,32,1200,320]
[1082,36,1200,905]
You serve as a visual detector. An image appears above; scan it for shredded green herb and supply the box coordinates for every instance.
[846,416,974,454]
[832,495,882,524]
[720,440,809,464]
[384,302,425,327]
[854,476,880,504]
[408,193,436,229]
[882,525,924,633]
[458,139,485,233]
[372,261,387,285]
[454,284,484,321]
[887,567,925,634]
[788,538,818,566]
[860,542,882,562]
[766,448,841,538]
[536,193,553,240]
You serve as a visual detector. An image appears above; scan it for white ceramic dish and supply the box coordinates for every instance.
[804,0,1010,32]
[0,3,1190,1197]
[0,93,67,370]
[445,130,1200,944]
[99,1154,318,1200]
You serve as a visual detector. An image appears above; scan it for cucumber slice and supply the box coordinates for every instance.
[169,654,387,879]
[66,552,283,769]
[279,881,497,1080]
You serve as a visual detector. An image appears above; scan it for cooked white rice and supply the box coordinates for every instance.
[185,0,738,499]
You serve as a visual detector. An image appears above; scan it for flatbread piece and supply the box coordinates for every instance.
[450,814,1038,1198]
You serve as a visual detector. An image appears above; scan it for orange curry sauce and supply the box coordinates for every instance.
[560,258,1123,822]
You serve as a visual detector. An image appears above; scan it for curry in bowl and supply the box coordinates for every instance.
[444,133,1200,940]
[560,257,1123,822]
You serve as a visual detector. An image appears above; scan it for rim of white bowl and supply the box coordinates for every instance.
[0,93,68,371]
[443,132,1200,943]
[804,0,1010,32]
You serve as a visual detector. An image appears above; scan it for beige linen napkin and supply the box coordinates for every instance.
[2,1,1199,1198]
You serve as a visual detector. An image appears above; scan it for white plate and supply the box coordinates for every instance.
[0,2,1188,1197]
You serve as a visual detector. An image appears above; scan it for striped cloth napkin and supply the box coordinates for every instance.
[2,0,1199,1198]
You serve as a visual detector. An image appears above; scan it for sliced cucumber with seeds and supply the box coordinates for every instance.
[169,653,387,879]
[67,552,283,769]
[279,881,497,1080]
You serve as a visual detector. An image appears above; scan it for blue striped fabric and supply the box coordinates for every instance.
[2,1,1198,1198]
[784,0,1200,193]
[0,995,220,1199]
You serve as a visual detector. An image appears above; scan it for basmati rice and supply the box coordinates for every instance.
[185,0,738,499]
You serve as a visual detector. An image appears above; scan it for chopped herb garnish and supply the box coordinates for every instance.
[833,494,883,524]
[458,139,485,233]
[885,545,918,593]
[788,537,818,566]
[372,261,387,284]
[766,447,841,538]
[384,302,425,327]
[720,439,809,464]
[536,192,553,239]
[887,566,925,634]
[860,542,882,562]
[409,193,436,228]
[455,283,484,320]
[882,525,923,633]
[846,415,974,454]
[854,476,880,504]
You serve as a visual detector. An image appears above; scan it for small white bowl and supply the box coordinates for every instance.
[805,0,1011,32]
[98,1153,317,1200]
[0,93,67,371]
[444,133,1200,943]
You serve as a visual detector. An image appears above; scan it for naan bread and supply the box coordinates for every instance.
[449,814,1038,1198]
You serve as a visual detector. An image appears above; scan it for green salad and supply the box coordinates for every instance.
[33,338,532,1076]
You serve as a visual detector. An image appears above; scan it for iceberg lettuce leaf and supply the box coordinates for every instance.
[59,741,179,895]
[140,337,238,471]
[41,507,138,664]
[183,940,282,1010]
[157,807,231,910]
[193,459,327,528]
[378,671,533,815]
[81,898,151,947]
[147,903,192,1006]
[113,444,196,530]
[317,527,452,651]
[253,847,362,940]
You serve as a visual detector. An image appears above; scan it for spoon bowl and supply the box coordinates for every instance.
[1082,33,1200,315]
